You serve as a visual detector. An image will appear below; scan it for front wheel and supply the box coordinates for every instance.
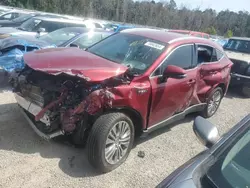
[87,112,134,173]
[201,87,223,118]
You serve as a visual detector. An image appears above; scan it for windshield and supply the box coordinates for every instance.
[12,14,31,23]
[18,17,42,31]
[224,39,250,54]
[39,28,81,46]
[205,124,250,188]
[87,33,166,74]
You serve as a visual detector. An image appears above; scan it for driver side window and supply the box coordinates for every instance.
[153,44,194,76]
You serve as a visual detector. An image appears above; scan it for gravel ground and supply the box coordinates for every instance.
[0,71,249,188]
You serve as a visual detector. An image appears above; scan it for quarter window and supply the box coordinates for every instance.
[216,49,224,60]
[153,45,193,76]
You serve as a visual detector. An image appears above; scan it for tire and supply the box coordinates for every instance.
[70,120,88,148]
[87,112,135,173]
[241,84,250,98]
[201,87,223,118]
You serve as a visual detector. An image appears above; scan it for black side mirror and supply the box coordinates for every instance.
[193,116,220,148]
[69,43,79,48]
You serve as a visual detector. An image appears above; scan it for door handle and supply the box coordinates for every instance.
[187,79,196,84]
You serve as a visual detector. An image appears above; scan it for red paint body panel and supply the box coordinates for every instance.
[23,29,233,131]
[24,47,128,82]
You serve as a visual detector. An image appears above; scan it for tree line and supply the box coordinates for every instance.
[2,0,250,37]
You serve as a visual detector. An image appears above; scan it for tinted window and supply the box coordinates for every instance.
[205,126,250,188]
[88,33,166,75]
[1,13,12,20]
[224,39,250,54]
[19,18,42,31]
[39,27,81,46]
[36,21,67,32]
[153,45,193,76]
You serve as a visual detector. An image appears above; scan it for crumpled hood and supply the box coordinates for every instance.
[225,50,250,63]
[23,47,128,82]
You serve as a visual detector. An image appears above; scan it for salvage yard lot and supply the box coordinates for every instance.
[0,78,249,188]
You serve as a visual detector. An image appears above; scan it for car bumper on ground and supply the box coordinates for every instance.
[14,93,64,140]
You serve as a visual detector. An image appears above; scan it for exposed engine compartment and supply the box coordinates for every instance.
[10,65,131,136]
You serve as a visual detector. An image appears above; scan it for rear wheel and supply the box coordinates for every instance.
[87,112,134,173]
[201,87,223,118]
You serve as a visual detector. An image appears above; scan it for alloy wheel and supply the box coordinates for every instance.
[105,121,131,165]
[207,90,222,116]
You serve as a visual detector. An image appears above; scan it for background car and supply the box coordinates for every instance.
[168,29,210,39]
[0,16,88,39]
[0,10,29,20]
[0,27,113,72]
[157,114,250,188]
[224,37,250,97]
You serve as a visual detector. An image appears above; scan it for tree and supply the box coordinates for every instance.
[226,30,233,38]
[2,0,250,37]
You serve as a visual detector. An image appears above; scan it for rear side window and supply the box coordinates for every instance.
[153,44,193,76]
[197,45,222,64]
[216,49,224,60]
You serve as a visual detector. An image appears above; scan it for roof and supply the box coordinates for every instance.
[122,28,191,43]
[32,16,86,24]
[54,27,113,34]
[230,37,250,41]
[121,28,223,50]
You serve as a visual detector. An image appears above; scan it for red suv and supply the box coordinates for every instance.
[11,29,233,173]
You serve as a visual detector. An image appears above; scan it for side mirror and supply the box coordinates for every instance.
[37,28,46,33]
[69,43,79,48]
[162,65,186,80]
[193,116,220,148]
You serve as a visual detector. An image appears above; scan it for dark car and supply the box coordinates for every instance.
[0,10,28,20]
[157,114,250,188]
[38,27,113,48]
[224,37,250,97]
[11,29,232,172]
[0,16,88,39]
[0,13,38,28]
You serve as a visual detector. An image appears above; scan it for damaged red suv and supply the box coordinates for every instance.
[10,29,233,173]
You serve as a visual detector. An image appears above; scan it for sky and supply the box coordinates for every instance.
[171,0,250,12]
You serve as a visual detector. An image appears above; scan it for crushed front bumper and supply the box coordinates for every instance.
[14,93,64,140]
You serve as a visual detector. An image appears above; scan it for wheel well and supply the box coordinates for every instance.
[217,83,226,94]
[106,108,144,137]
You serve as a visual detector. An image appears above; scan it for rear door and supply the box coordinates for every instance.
[148,44,198,127]
[195,44,231,100]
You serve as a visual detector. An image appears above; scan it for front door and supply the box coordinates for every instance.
[148,44,197,127]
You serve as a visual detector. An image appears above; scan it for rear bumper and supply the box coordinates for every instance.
[230,73,250,86]
[14,93,64,140]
